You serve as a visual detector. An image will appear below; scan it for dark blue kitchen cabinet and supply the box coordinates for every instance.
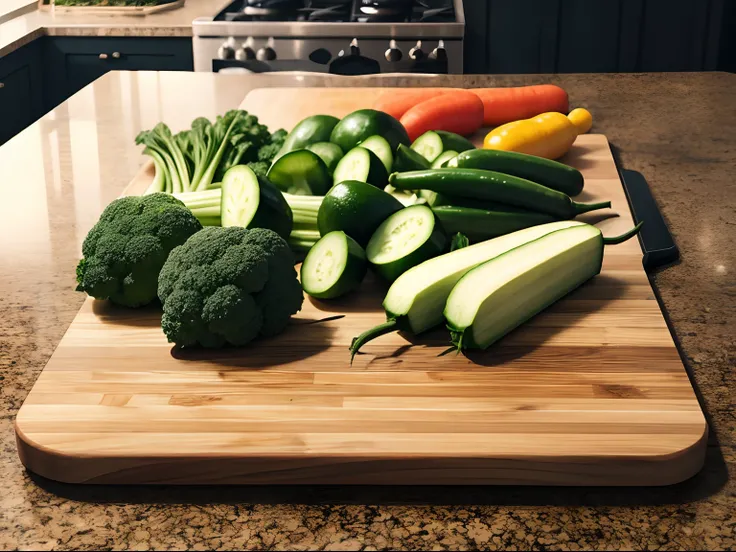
[43,37,193,109]
[0,40,44,145]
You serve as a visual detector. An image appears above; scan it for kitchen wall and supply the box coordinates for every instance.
[462,0,732,74]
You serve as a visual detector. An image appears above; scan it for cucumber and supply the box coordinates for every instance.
[333,147,389,188]
[301,231,367,299]
[434,131,476,153]
[306,142,343,175]
[444,223,642,350]
[330,109,410,152]
[318,180,403,247]
[221,165,293,240]
[350,220,585,359]
[411,131,444,162]
[366,204,447,282]
[278,115,340,158]
[359,135,393,173]
[431,150,458,169]
[267,150,331,196]
[432,205,557,242]
[454,149,584,196]
[390,169,610,219]
[420,189,546,214]
[393,144,431,172]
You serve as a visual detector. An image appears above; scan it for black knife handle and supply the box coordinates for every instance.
[619,169,679,271]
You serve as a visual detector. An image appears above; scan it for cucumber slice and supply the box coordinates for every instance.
[279,115,340,158]
[333,147,389,188]
[394,144,431,172]
[221,165,294,239]
[434,131,476,153]
[330,109,410,152]
[366,204,446,282]
[359,135,393,173]
[431,150,458,169]
[306,142,344,175]
[445,224,603,350]
[411,131,444,162]
[301,231,367,299]
[267,149,331,195]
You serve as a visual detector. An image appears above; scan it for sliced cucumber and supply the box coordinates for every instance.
[366,204,446,282]
[445,224,603,350]
[301,231,367,299]
[411,131,444,162]
[221,165,293,240]
[350,220,585,359]
[306,142,344,175]
[431,150,458,169]
[394,144,431,172]
[333,147,389,188]
[359,135,393,173]
[267,149,331,196]
[434,131,476,153]
[432,205,558,242]
[330,109,410,152]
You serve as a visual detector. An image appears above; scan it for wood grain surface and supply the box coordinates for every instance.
[14,88,707,486]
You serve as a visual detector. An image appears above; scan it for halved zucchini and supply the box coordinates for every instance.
[306,142,344,175]
[359,135,393,173]
[333,147,389,188]
[394,144,431,172]
[301,231,367,299]
[267,149,331,195]
[431,150,458,169]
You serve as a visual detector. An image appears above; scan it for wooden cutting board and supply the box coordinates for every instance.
[15,88,707,486]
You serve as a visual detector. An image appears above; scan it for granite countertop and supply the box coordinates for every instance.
[1,71,734,550]
[0,0,228,57]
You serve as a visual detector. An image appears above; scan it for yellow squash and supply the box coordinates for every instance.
[483,108,593,159]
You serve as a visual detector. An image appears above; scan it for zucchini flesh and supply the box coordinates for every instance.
[333,147,388,188]
[221,165,262,228]
[445,224,603,350]
[301,230,367,299]
[350,220,584,360]
[411,131,444,162]
[431,150,458,169]
[360,135,393,173]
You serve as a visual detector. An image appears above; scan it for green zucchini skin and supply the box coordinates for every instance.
[394,144,431,172]
[454,149,584,196]
[432,205,557,242]
[330,109,410,152]
[390,169,609,219]
[279,115,340,157]
[250,175,294,240]
[435,131,476,153]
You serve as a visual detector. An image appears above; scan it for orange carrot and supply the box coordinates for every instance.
[473,85,569,127]
[373,88,459,120]
[400,90,485,141]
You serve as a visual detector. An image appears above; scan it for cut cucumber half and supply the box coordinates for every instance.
[394,144,431,172]
[330,109,410,152]
[366,204,446,282]
[301,230,367,299]
[306,142,344,175]
[431,150,458,169]
[445,224,603,350]
[359,135,393,173]
[267,149,331,196]
[278,115,340,158]
[221,165,294,239]
[411,131,444,162]
[434,130,476,153]
[333,147,389,188]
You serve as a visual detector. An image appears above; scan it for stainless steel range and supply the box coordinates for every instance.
[193,0,465,74]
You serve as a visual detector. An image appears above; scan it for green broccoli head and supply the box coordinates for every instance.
[246,161,270,178]
[158,227,303,348]
[75,193,202,308]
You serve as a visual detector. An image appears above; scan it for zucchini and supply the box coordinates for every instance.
[317,180,403,247]
[301,231,367,299]
[431,150,458,169]
[267,150,331,195]
[366,204,447,282]
[350,220,585,359]
[445,223,642,350]
[420,189,536,213]
[306,142,343,175]
[278,115,340,158]
[221,165,293,240]
[394,144,431,172]
[359,135,393,173]
[434,130,476,153]
[432,205,557,242]
[333,147,389,188]
[453,149,584,196]
[330,109,410,152]
[411,130,475,163]
[390,169,610,219]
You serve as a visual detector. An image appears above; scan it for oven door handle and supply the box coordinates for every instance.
[213,59,332,73]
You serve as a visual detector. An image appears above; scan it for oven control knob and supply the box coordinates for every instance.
[217,39,236,60]
[236,39,256,61]
[257,38,277,61]
[385,40,402,62]
[431,40,448,61]
[409,41,424,61]
[309,48,332,65]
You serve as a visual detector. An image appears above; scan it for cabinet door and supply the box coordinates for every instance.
[0,42,44,145]
[44,37,193,110]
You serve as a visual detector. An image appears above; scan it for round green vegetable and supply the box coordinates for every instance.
[278,115,340,157]
[330,109,410,152]
[301,231,367,299]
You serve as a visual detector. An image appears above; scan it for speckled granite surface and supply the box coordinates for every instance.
[1,72,735,550]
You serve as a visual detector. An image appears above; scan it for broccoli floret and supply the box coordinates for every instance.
[158,227,303,348]
[246,161,270,178]
[75,194,202,308]
[257,142,283,162]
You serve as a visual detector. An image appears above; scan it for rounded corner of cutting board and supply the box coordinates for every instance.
[649,418,709,486]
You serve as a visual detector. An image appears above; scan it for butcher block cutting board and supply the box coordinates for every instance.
[15,87,707,486]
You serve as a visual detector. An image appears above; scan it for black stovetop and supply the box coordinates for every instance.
[214,0,456,23]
